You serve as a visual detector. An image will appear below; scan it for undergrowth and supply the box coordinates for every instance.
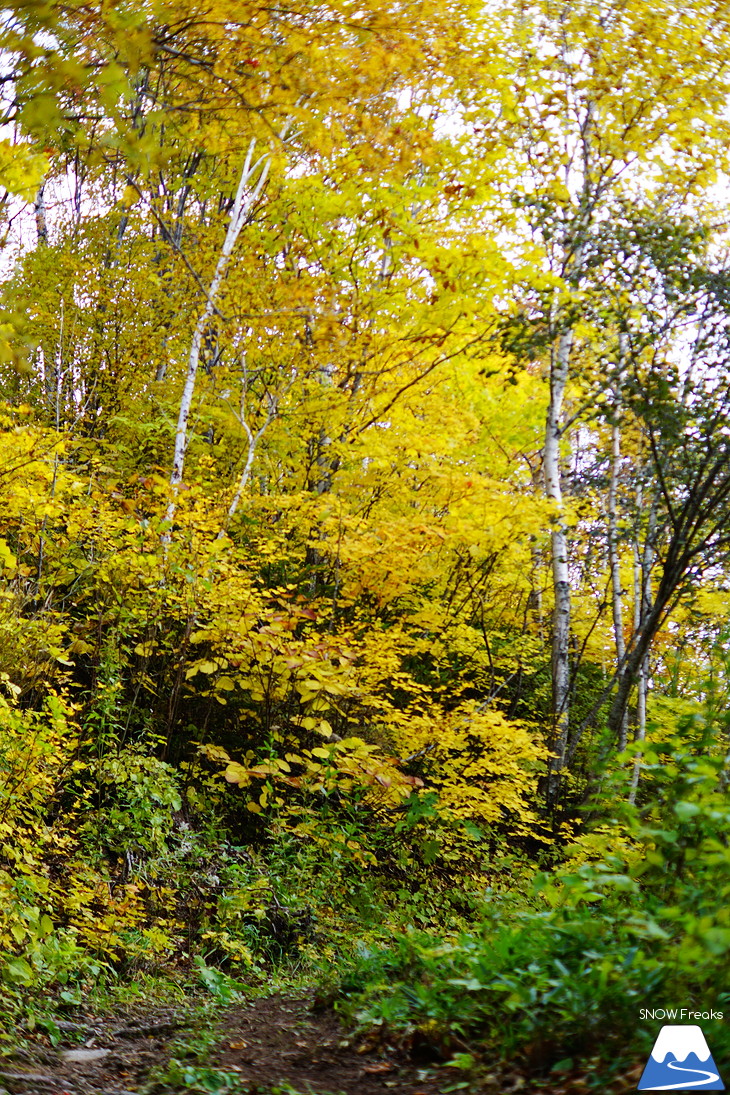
[324,723,730,1085]
[1,707,729,1094]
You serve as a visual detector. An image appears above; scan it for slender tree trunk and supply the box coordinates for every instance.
[608,414,628,749]
[34,182,48,246]
[156,151,204,383]
[628,540,647,803]
[218,352,278,536]
[544,324,573,798]
[542,188,588,801]
[528,540,544,626]
[164,142,270,542]
[608,494,661,740]
[608,337,628,748]
[629,495,656,802]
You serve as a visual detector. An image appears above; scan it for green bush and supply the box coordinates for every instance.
[331,719,730,1076]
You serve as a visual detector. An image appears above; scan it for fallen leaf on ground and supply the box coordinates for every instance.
[362,1061,395,1073]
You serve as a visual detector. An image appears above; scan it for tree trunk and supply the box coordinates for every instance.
[542,177,589,801]
[629,496,655,802]
[218,352,278,536]
[608,527,664,742]
[608,338,628,748]
[544,324,573,798]
[629,541,647,802]
[608,414,628,749]
[164,142,270,542]
[34,182,48,246]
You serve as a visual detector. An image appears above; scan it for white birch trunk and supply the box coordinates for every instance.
[34,182,48,246]
[225,418,260,523]
[629,538,646,804]
[219,356,278,536]
[545,324,573,791]
[164,142,270,542]
[608,335,628,748]
[608,416,628,749]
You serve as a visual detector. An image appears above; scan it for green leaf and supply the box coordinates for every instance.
[674,801,702,821]
[4,957,33,984]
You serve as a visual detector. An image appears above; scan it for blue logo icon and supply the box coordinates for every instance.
[638,1025,725,1090]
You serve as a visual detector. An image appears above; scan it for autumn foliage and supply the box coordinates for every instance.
[0,0,728,1082]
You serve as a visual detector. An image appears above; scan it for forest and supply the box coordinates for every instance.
[0,0,728,1092]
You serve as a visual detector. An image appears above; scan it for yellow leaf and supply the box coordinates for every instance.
[224,762,249,784]
[0,140,48,201]
[199,744,231,764]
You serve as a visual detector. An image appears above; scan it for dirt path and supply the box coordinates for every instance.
[214,992,442,1094]
[0,993,649,1095]
[0,993,444,1095]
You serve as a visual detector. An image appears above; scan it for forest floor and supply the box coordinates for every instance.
[0,992,646,1095]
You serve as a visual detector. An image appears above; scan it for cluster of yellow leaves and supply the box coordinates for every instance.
[221,736,421,807]
[389,701,546,833]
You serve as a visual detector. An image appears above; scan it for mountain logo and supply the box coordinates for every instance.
[638,1025,725,1090]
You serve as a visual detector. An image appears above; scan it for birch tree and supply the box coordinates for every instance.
[465,0,730,796]
[607,345,628,751]
[165,142,271,538]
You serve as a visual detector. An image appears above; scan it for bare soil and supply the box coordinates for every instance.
[0,993,444,1095]
[0,993,648,1095]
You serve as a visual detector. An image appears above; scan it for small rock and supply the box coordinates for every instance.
[61,1049,111,1064]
